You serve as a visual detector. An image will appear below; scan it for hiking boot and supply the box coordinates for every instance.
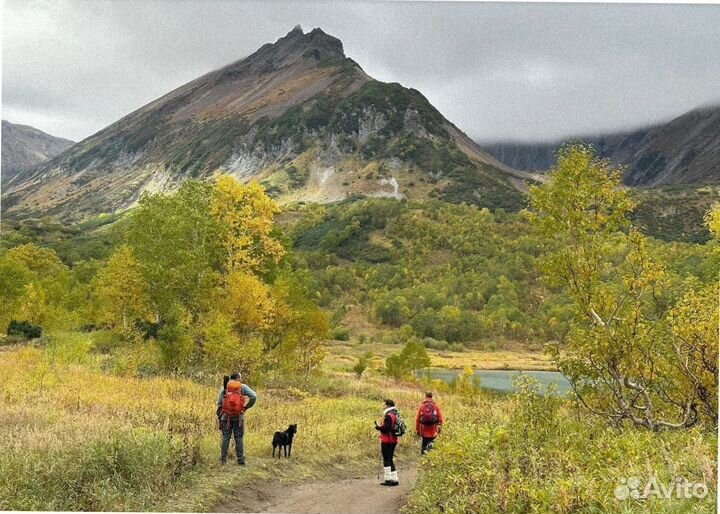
[237,460,246,466]
[390,470,399,486]
[380,466,393,486]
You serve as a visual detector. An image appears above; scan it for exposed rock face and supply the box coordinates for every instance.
[481,105,720,186]
[3,27,529,220]
[1,120,75,182]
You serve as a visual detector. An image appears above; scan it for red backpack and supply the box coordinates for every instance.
[222,380,245,416]
[419,401,438,425]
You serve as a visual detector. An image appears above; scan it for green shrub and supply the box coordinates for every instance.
[450,366,482,399]
[45,332,94,367]
[157,323,195,372]
[90,330,125,354]
[330,327,350,341]
[7,320,42,340]
[423,337,449,351]
[103,340,164,377]
[385,340,431,379]
[381,333,400,345]
[385,353,405,379]
[352,352,373,378]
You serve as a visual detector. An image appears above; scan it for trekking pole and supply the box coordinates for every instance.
[376,435,382,480]
[374,422,381,481]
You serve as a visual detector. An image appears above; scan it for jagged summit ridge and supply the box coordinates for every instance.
[224,25,349,81]
[3,27,525,220]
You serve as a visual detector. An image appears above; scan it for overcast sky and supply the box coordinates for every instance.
[3,0,720,143]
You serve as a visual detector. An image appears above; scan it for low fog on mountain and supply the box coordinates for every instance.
[3,1,720,143]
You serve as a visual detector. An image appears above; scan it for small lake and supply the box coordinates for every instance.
[420,368,573,395]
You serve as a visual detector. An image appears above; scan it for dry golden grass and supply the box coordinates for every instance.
[325,339,555,372]
[2,337,714,514]
[0,341,428,511]
[428,348,554,371]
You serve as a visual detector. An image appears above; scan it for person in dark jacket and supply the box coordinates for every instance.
[416,391,444,454]
[374,399,400,486]
[216,372,257,465]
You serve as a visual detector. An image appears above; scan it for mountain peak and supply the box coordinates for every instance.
[3,27,525,219]
[235,26,346,80]
[272,25,345,61]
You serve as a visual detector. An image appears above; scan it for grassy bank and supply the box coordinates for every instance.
[0,337,423,511]
[404,378,718,514]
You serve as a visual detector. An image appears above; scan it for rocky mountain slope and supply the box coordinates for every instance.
[482,104,720,186]
[3,26,535,220]
[1,120,75,183]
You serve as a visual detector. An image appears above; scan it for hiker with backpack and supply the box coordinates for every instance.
[216,372,257,466]
[374,399,405,486]
[416,391,443,454]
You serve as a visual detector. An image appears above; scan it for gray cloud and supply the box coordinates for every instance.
[2,0,719,142]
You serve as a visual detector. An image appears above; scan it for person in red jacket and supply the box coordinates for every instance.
[416,391,443,454]
[374,399,400,486]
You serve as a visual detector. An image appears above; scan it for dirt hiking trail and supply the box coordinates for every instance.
[215,466,418,514]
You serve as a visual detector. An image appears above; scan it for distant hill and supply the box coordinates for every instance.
[1,120,75,182]
[481,104,720,186]
[3,26,537,220]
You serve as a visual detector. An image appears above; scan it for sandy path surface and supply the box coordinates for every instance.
[215,466,418,514]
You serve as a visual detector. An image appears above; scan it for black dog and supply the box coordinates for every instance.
[272,424,297,458]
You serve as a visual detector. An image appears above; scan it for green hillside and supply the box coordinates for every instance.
[3,195,714,352]
[0,151,717,512]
